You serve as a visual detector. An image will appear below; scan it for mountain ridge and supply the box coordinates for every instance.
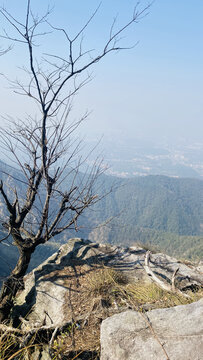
[0,161,202,282]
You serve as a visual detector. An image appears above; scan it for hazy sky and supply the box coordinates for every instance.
[0,0,203,146]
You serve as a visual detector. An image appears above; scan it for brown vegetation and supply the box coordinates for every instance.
[0,262,202,359]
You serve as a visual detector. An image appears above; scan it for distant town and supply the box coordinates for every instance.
[94,137,203,179]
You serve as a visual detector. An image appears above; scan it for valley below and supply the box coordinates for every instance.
[0,159,203,282]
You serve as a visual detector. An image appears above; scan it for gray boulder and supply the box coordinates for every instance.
[12,238,202,330]
[100,299,203,360]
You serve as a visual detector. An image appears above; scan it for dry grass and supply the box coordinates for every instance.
[0,332,17,359]
[87,267,128,295]
[125,282,203,309]
[86,266,203,310]
[50,265,202,359]
[0,264,202,359]
[0,332,41,360]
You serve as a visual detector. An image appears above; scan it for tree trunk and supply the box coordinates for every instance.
[0,246,34,322]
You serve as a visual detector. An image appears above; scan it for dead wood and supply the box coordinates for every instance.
[144,251,191,299]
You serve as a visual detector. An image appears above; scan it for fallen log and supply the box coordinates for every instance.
[144,251,191,299]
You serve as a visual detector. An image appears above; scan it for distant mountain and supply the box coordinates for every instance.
[83,175,203,259]
[0,161,203,282]
[86,175,203,235]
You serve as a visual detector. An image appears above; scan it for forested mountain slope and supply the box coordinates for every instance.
[86,175,203,236]
[0,160,203,281]
[83,175,203,259]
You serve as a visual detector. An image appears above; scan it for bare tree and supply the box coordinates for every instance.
[0,0,150,321]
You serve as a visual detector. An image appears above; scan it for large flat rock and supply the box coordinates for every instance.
[100,299,203,360]
[12,238,202,330]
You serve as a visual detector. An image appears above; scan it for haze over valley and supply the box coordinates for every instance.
[87,135,203,179]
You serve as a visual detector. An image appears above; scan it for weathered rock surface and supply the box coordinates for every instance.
[12,238,203,330]
[100,299,203,360]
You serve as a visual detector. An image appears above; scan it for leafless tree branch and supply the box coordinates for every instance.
[0,0,151,321]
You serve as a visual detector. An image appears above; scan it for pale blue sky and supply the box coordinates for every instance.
[0,0,203,145]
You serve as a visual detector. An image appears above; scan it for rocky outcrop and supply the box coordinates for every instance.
[100,299,203,360]
[12,238,202,330]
